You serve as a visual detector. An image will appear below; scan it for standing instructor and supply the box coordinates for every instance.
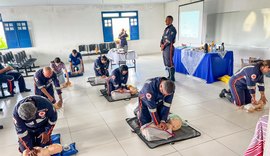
[160,15,177,81]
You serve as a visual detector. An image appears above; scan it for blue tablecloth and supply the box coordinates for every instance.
[173,48,234,83]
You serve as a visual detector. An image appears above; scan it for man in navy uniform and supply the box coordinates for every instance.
[0,63,31,95]
[135,77,175,130]
[106,65,129,96]
[69,49,84,73]
[94,55,110,77]
[13,95,57,155]
[34,67,62,104]
[160,15,177,81]
[220,60,270,106]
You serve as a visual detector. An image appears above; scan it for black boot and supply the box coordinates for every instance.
[166,67,170,79]
[170,67,175,81]
[219,89,227,98]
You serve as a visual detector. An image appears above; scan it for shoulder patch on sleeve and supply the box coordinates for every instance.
[251,74,257,80]
[146,93,152,101]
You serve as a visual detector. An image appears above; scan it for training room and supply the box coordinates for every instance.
[0,0,270,155]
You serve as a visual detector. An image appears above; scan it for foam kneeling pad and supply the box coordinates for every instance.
[111,91,131,100]
[62,143,78,156]
[51,134,61,144]
[95,77,107,84]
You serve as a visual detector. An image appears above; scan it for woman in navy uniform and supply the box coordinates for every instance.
[220,60,270,106]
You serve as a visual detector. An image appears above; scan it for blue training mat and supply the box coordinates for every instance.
[62,143,78,156]
[51,134,78,156]
[51,134,61,144]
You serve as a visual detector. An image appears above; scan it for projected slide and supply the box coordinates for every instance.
[179,1,203,45]
[180,11,200,38]
[0,22,8,49]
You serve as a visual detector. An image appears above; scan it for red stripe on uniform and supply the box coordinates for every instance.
[19,138,30,151]
[47,125,55,135]
[7,79,13,93]
[232,76,244,106]
[151,112,159,125]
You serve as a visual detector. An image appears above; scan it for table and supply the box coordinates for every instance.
[173,48,234,83]
[106,48,137,71]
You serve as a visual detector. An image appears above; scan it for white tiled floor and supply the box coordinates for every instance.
[0,54,269,156]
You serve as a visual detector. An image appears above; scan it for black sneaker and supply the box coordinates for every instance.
[219,89,227,98]
[20,88,31,93]
[0,125,3,129]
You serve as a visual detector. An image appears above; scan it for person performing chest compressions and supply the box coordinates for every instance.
[106,65,129,96]
[220,60,270,108]
[13,95,58,156]
[94,55,110,78]
[135,77,175,130]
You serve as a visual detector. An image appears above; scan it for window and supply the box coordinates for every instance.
[101,11,139,42]
[0,14,8,49]
[3,21,32,48]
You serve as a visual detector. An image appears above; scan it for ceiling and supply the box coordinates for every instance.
[0,0,177,7]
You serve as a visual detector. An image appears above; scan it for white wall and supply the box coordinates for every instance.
[165,0,270,67]
[164,0,207,47]
[0,3,165,65]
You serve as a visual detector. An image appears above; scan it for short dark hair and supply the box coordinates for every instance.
[258,60,270,67]
[167,15,173,21]
[54,57,61,63]
[119,65,128,72]
[101,55,108,61]
[163,80,175,94]
[72,49,77,53]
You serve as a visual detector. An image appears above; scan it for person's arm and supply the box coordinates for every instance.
[143,92,160,126]
[111,74,120,90]
[62,64,69,82]
[34,73,55,102]
[13,111,34,151]
[124,32,128,38]
[68,56,73,72]
[39,100,58,145]
[104,61,110,77]
[121,72,129,89]
[79,53,84,73]
[52,73,62,101]
[40,88,55,102]
[258,76,267,103]
[0,66,13,74]
[246,73,257,104]
[94,60,103,76]
[160,94,174,122]
[163,27,176,48]
[45,103,58,135]
[64,69,69,82]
